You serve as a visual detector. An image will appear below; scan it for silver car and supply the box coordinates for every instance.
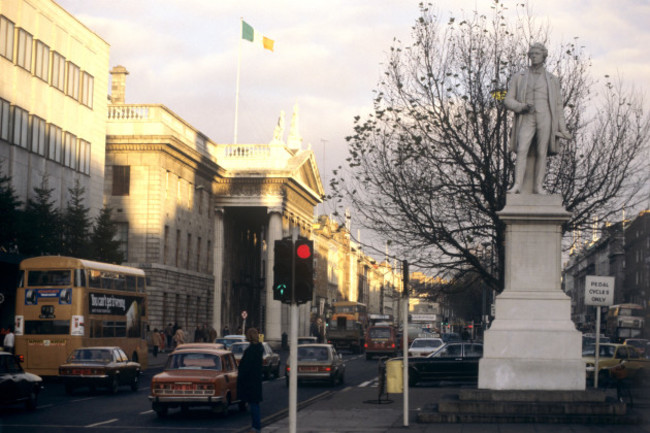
[285,344,345,387]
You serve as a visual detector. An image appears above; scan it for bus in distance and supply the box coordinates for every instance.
[606,303,645,343]
[14,256,148,376]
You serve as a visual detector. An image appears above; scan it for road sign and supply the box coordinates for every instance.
[584,276,615,306]
[241,310,248,319]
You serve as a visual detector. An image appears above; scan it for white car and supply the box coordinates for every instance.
[408,337,444,357]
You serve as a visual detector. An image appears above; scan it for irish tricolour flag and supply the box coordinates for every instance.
[242,20,274,52]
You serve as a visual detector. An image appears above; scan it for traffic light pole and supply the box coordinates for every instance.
[402,260,409,427]
[289,230,298,433]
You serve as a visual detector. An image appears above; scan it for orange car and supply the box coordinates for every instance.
[149,346,244,417]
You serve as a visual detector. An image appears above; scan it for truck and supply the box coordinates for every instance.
[326,316,365,353]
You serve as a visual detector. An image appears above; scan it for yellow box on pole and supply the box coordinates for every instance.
[386,359,403,393]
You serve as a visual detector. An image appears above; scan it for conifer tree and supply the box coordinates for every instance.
[61,179,91,258]
[20,177,60,256]
[90,205,124,264]
[0,166,22,252]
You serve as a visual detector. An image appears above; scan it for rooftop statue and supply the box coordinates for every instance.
[504,42,572,194]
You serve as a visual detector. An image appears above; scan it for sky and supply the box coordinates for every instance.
[55,0,650,222]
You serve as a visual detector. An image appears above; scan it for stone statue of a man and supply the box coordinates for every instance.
[505,42,572,194]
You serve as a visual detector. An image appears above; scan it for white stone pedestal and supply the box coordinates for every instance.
[478,194,585,390]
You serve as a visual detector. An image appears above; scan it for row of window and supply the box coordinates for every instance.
[0,15,94,108]
[0,98,91,175]
[163,225,212,273]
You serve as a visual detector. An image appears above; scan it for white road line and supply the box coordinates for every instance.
[139,409,154,415]
[85,418,118,428]
[71,397,95,403]
[341,386,353,392]
[358,379,373,387]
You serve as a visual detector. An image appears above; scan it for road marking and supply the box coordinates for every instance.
[139,409,154,415]
[85,418,118,428]
[71,397,95,403]
[341,386,353,392]
[37,404,54,409]
[358,379,373,387]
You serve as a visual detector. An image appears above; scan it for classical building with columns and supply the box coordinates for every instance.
[105,67,323,344]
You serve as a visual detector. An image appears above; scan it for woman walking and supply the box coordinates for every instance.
[237,328,263,433]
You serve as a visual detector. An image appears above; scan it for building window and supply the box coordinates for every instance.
[112,165,130,196]
[0,98,10,141]
[81,71,93,108]
[12,106,29,148]
[66,62,80,100]
[163,225,169,265]
[77,139,90,175]
[197,237,202,272]
[115,222,128,262]
[34,40,49,81]
[175,230,181,267]
[30,115,46,155]
[51,51,65,91]
[47,124,62,162]
[16,28,32,71]
[198,189,203,214]
[186,233,192,269]
[63,132,77,169]
[0,16,14,61]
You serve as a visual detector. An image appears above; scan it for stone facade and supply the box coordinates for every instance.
[0,0,109,215]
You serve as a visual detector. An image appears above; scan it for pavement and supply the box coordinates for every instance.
[145,350,650,433]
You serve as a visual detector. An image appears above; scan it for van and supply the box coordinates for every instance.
[364,325,398,360]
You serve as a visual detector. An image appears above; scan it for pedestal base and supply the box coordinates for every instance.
[478,194,584,391]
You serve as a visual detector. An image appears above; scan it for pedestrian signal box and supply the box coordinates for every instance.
[273,240,292,303]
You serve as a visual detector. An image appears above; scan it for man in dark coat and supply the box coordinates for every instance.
[237,328,263,433]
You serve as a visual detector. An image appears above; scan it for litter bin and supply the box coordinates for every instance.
[386,358,403,394]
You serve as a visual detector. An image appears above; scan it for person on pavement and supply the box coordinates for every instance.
[237,327,263,433]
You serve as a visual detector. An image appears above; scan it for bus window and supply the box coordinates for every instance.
[24,320,70,335]
[28,270,71,286]
[126,275,137,292]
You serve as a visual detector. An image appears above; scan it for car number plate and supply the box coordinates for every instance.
[299,366,318,372]
[72,368,91,375]
[173,384,194,391]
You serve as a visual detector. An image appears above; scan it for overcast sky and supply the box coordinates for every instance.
[55,0,650,221]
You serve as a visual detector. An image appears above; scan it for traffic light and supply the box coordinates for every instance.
[293,238,314,304]
[273,240,292,303]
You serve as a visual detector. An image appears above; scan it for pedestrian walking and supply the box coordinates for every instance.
[164,323,174,351]
[237,328,263,433]
[222,325,230,337]
[152,328,161,357]
[173,326,186,347]
[194,325,202,343]
[3,326,15,354]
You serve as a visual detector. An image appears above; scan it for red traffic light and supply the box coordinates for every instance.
[296,243,311,259]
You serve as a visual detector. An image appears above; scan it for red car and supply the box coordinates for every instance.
[149,346,244,417]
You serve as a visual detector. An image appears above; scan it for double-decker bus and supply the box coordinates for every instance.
[606,303,645,343]
[14,256,148,376]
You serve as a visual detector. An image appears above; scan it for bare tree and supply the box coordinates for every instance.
[329,2,650,294]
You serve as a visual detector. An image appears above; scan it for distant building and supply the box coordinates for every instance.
[563,211,649,334]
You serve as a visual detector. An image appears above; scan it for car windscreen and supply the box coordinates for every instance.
[369,327,391,339]
[431,344,462,358]
[582,345,617,358]
[166,352,222,370]
[67,349,112,363]
[230,343,249,354]
[298,347,329,362]
[411,339,442,348]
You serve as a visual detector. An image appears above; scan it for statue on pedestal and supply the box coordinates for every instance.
[505,42,572,194]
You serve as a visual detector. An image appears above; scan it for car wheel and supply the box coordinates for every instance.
[153,404,168,418]
[285,376,289,387]
[110,376,119,394]
[26,388,38,410]
[218,394,231,418]
[339,371,345,385]
[131,374,139,391]
[274,363,280,379]
[263,368,270,380]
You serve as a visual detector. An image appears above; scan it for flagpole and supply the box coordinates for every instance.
[233,17,243,144]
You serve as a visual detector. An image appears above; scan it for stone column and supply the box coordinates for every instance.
[478,194,584,390]
[264,207,283,344]
[212,207,225,335]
